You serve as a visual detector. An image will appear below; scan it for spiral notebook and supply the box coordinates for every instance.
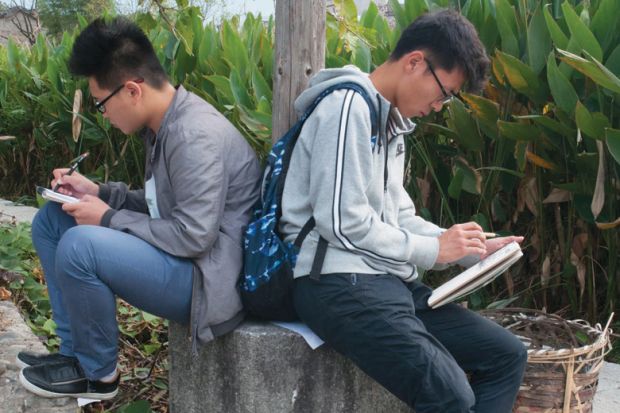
[428,241,523,309]
[36,186,79,204]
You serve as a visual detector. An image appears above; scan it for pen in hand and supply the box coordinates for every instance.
[52,152,89,192]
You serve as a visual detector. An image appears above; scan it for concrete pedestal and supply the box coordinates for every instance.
[169,320,411,413]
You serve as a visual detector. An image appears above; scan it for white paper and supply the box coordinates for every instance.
[77,397,101,407]
[271,321,324,349]
[36,186,79,204]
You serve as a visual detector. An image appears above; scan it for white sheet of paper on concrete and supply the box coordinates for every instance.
[78,398,101,407]
[271,321,324,349]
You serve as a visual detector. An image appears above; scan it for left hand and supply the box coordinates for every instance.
[62,194,110,226]
[481,235,524,259]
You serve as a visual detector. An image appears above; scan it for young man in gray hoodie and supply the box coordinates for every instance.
[280,10,526,413]
[17,17,260,400]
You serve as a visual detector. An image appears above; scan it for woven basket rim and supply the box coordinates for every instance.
[481,308,613,359]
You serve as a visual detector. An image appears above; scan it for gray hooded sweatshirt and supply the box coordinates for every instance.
[280,66,446,281]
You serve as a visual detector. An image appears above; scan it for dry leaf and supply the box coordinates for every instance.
[596,217,620,230]
[520,177,538,217]
[526,151,558,170]
[570,250,586,299]
[416,177,431,208]
[591,140,605,219]
[541,255,551,288]
[572,233,589,259]
[0,286,11,300]
[72,89,83,143]
[0,135,16,141]
[542,188,572,204]
[503,269,514,296]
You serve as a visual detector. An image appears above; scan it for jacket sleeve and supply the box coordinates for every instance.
[99,183,147,213]
[104,126,228,258]
[306,91,440,271]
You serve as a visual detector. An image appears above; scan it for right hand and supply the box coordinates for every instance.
[51,168,99,199]
[436,222,487,264]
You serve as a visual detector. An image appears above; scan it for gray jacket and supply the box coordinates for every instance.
[99,86,261,347]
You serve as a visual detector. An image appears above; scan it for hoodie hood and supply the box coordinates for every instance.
[294,65,416,139]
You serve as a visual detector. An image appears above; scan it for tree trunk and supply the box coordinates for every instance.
[272,0,326,143]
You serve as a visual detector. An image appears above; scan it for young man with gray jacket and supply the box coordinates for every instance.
[18,17,260,400]
[281,10,526,413]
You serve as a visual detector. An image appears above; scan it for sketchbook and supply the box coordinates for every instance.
[36,186,79,204]
[427,241,523,309]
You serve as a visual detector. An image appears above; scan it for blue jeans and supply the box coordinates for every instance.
[31,202,194,380]
[294,273,527,413]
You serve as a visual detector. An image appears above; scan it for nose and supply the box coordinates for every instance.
[431,101,444,112]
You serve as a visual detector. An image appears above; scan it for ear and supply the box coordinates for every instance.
[125,80,143,100]
[402,50,425,73]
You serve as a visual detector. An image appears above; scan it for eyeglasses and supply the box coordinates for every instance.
[425,59,454,105]
[93,78,144,114]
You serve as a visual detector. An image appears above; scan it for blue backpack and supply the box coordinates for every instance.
[240,82,379,321]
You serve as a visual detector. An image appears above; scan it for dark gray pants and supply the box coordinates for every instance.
[293,273,527,413]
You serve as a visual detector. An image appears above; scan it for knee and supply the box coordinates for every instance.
[31,201,63,239]
[495,331,528,376]
[55,226,98,279]
[450,383,476,413]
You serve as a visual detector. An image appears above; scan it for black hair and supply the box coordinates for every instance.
[390,9,490,93]
[68,17,168,89]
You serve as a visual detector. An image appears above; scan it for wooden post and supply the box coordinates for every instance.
[273,0,326,143]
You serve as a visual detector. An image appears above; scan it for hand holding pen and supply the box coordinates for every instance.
[51,152,98,198]
[52,152,89,191]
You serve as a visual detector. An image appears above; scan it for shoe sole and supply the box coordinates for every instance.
[18,370,118,400]
[15,356,30,369]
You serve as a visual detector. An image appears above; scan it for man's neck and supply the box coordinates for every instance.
[145,82,177,134]
[369,61,398,105]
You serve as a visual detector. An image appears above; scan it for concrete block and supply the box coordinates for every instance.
[169,320,411,413]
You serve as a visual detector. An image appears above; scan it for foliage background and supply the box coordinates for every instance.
[0,0,619,410]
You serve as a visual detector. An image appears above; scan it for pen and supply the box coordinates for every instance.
[52,152,89,191]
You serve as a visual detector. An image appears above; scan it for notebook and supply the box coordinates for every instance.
[427,241,523,309]
[36,186,79,204]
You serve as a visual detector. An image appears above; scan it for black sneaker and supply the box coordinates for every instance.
[19,359,119,400]
[16,351,78,369]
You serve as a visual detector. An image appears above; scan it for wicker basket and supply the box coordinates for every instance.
[481,308,613,413]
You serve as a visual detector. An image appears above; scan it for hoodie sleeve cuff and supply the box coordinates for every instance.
[100,208,117,228]
[408,235,440,270]
[98,183,111,203]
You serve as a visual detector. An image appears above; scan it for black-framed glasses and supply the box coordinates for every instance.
[94,78,144,114]
[425,59,454,105]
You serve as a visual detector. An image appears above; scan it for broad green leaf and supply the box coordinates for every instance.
[6,39,20,72]
[334,0,358,21]
[205,75,234,105]
[515,141,528,171]
[404,0,428,22]
[352,38,371,72]
[518,115,575,139]
[606,45,620,77]
[495,0,520,57]
[447,99,483,151]
[455,160,481,195]
[543,4,569,49]
[176,11,196,56]
[527,4,552,75]
[496,51,546,104]
[221,20,250,79]
[251,65,272,103]
[561,1,603,61]
[546,52,578,114]
[575,102,609,140]
[557,49,620,93]
[388,0,409,33]
[498,121,541,141]
[590,0,620,55]
[605,128,620,166]
[461,93,499,139]
[229,68,253,109]
[361,2,379,28]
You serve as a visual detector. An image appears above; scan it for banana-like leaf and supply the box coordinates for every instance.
[447,98,483,151]
[461,93,499,140]
[229,68,253,110]
[590,0,620,54]
[575,101,609,140]
[496,51,547,104]
[561,1,603,61]
[606,128,620,166]
[498,121,541,142]
[557,48,620,93]
[495,0,520,57]
[527,4,552,75]
[543,4,569,49]
[221,20,250,79]
[546,52,578,114]
[518,115,575,139]
[251,65,272,104]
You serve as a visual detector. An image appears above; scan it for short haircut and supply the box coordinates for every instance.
[390,9,490,93]
[68,17,168,90]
